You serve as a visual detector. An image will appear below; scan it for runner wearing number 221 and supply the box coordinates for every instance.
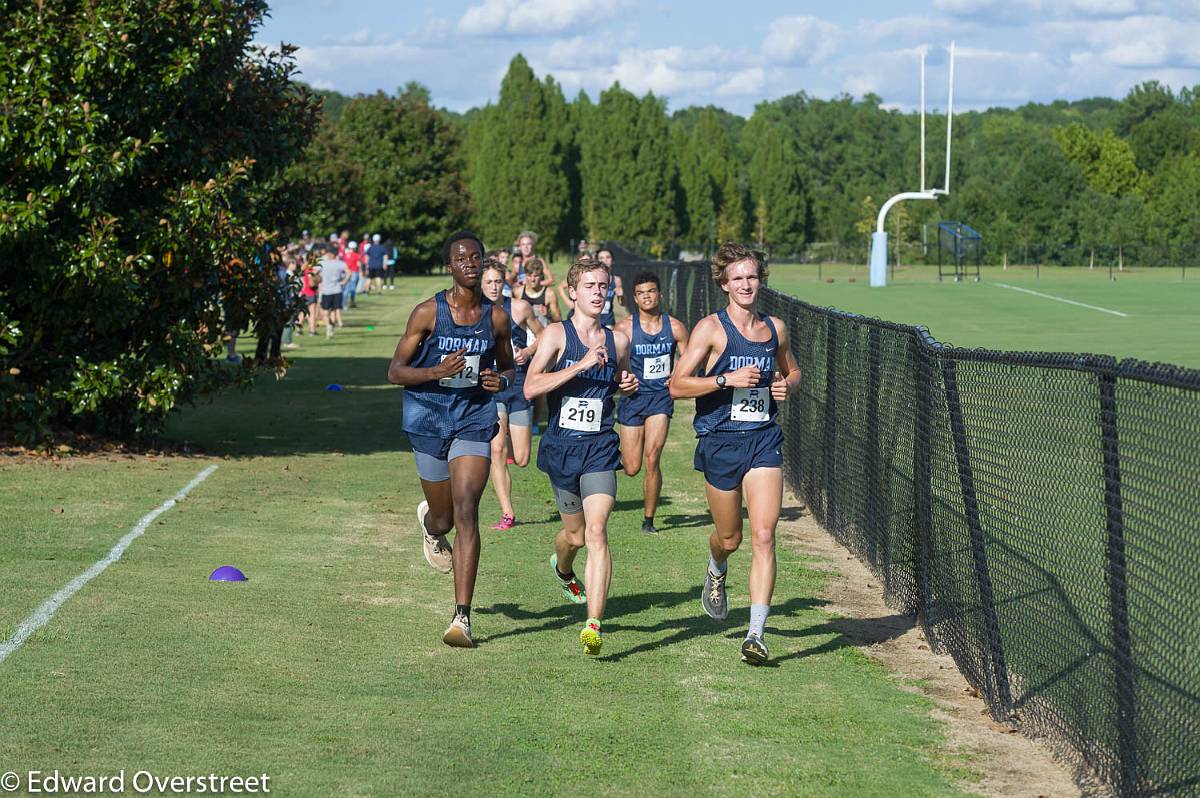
[668,243,800,665]
[524,255,638,656]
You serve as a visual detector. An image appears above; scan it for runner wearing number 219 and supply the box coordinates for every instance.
[524,255,638,656]
[668,243,800,665]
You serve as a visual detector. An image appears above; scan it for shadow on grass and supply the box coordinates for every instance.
[735,612,917,668]
[475,589,903,667]
[164,355,414,457]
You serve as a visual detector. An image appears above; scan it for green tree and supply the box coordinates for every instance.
[0,0,317,441]
[679,108,745,244]
[1052,123,1145,197]
[743,105,807,253]
[578,85,676,247]
[293,87,472,270]
[468,55,573,251]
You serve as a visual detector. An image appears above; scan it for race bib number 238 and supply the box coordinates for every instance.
[731,387,769,421]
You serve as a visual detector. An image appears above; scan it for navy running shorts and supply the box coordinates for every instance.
[494,377,531,417]
[409,426,498,482]
[693,425,784,491]
[536,431,621,494]
[617,388,674,427]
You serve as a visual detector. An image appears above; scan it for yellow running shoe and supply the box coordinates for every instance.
[580,618,602,656]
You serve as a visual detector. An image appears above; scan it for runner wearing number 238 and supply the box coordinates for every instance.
[668,243,800,665]
[524,255,638,656]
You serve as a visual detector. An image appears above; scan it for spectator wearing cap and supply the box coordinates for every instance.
[342,240,362,309]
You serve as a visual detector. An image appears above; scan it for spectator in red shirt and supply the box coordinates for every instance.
[342,240,362,309]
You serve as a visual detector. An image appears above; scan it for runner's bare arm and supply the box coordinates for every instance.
[480,305,517,393]
[523,323,605,400]
[387,300,463,385]
[669,315,725,399]
[770,317,801,401]
[615,329,638,395]
[669,317,691,375]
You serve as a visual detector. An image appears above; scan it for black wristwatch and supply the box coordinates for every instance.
[499,375,510,391]
[715,374,727,389]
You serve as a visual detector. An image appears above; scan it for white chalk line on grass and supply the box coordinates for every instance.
[993,282,1130,317]
[0,464,218,665]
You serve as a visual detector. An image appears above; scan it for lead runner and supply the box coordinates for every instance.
[387,231,515,648]
[668,243,800,664]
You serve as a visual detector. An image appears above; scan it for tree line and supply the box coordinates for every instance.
[297,55,1200,268]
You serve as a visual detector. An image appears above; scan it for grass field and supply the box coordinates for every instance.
[0,279,980,797]
[767,263,1199,368]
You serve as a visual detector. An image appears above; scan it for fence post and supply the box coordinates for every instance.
[866,326,882,569]
[822,315,839,531]
[912,329,935,625]
[1100,370,1139,796]
[942,359,1014,715]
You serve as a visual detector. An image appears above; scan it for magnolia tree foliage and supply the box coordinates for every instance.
[0,0,319,442]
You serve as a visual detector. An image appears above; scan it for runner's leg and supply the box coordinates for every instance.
[741,466,783,607]
[619,423,644,477]
[641,414,670,519]
[489,414,515,520]
[447,455,489,606]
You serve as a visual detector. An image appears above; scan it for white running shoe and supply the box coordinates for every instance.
[418,500,452,573]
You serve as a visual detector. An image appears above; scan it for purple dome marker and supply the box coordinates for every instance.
[209,565,247,582]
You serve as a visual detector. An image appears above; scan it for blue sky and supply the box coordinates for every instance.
[257,0,1200,115]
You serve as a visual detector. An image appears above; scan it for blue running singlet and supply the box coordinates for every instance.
[628,311,676,392]
[402,291,498,439]
[693,309,778,436]
[544,322,618,441]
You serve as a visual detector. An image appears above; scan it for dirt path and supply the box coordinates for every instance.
[778,491,1108,798]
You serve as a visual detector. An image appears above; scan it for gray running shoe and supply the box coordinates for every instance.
[641,519,658,535]
[741,633,769,665]
[701,566,728,620]
[418,500,452,573]
[443,613,474,648]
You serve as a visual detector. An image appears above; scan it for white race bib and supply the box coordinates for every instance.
[731,387,769,421]
[643,353,670,380]
[439,354,480,388]
[559,396,602,432]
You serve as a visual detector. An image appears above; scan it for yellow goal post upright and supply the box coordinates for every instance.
[869,42,956,287]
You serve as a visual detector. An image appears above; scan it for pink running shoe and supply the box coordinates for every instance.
[491,514,516,530]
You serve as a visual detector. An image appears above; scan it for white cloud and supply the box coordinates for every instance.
[290,38,424,87]
[1042,16,1200,68]
[856,16,979,44]
[715,68,765,98]
[762,16,840,65]
[457,0,628,36]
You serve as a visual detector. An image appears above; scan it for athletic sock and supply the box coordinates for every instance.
[644,514,654,525]
[455,604,471,622]
[586,617,602,631]
[748,604,769,638]
[556,566,575,582]
[709,556,728,577]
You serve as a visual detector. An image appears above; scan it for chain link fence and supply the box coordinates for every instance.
[609,245,1200,797]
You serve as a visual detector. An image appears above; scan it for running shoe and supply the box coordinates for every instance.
[701,565,728,620]
[580,618,602,656]
[419,500,453,573]
[641,518,658,536]
[551,554,586,604]
[740,633,769,665]
[491,514,516,530]
[443,613,474,648]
